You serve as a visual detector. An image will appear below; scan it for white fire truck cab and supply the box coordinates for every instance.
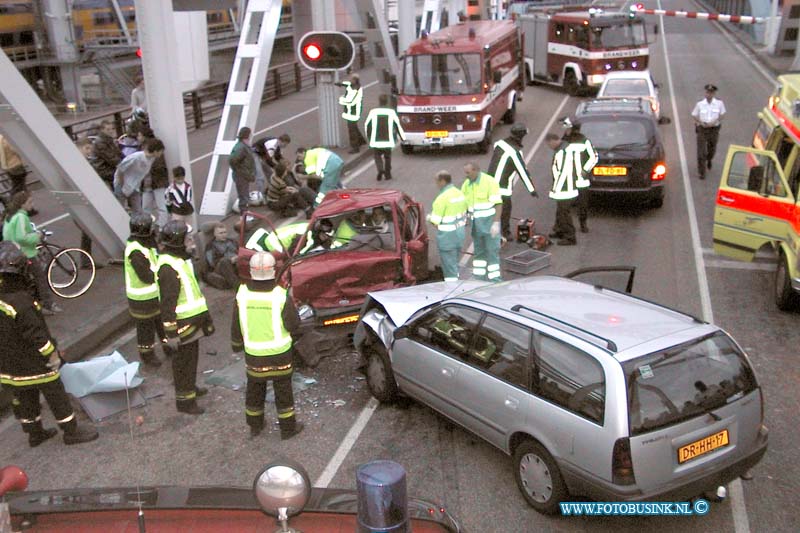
[518,5,653,95]
[397,19,524,154]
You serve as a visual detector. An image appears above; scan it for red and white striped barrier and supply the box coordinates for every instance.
[630,6,766,25]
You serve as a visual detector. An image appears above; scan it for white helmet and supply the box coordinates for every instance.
[250,251,276,281]
[249,190,265,206]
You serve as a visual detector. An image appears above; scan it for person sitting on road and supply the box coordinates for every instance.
[204,223,239,290]
[266,161,313,219]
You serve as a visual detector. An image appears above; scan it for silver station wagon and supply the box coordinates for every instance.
[354,273,768,514]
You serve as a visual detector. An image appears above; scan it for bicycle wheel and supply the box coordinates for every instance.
[48,248,95,298]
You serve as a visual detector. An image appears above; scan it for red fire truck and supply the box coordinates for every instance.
[517,5,654,95]
[397,19,524,154]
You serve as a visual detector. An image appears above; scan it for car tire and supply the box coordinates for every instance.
[775,251,799,311]
[650,196,664,208]
[365,343,398,403]
[513,440,568,515]
[564,71,579,97]
[503,99,516,124]
[401,144,413,155]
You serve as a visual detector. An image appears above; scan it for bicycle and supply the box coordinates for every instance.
[36,230,96,299]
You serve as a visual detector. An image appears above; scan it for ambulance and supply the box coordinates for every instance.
[397,19,524,153]
[713,74,800,310]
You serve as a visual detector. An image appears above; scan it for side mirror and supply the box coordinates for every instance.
[493,71,503,84]
[653,82,661,89]
[394,325,410,340]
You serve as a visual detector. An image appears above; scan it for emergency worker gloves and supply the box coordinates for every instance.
[491,222,501,238]
[165,336,181,352]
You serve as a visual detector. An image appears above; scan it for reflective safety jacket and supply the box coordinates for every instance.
[158,253,208,326]
[124,240,159,301]
[0,284,60,388]
[364,107,406,149]
[234,285,292,356]
[338,81,363,122]
[487,137,535,196]
[462,172,501,219]
[303,148,332,177]
[428,184,467,250]
[246,223,308,254]
[549,136,598,199]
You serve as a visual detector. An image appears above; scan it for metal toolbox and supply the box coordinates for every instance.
[503,249,551,275]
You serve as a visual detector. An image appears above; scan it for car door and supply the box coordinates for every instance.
[448,314,532,449]
[401,201,429,283]
[713,146,797,261]
[392,305,483,417]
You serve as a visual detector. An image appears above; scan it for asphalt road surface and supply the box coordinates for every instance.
[1,0,797,531]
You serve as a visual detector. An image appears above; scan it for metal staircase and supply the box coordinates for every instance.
[89,52,137,103]
[200,0,284,216]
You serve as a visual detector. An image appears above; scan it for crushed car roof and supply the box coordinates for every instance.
[314,189,406,218]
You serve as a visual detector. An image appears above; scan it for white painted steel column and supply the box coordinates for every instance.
[314,0,345,147]
[398,0,415,53]
[134,0,198,231]
[766,0,780,54]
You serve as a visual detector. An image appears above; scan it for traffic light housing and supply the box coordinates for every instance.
[297,31,355,71]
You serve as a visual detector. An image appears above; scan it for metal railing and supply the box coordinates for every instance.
[61,43,370,140]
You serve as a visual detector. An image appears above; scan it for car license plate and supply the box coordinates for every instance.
[678,430,729,464]
[425,130,449,138]
[593,166,627,176]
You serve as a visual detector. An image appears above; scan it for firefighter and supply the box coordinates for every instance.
[487,123,537,240]
[562,118,597,234]
[428,170,467,282]
[0,241,99,447]
[299,147,345,207]
[232,252,304,439]
[125,213,165,368]
[336,74,366,153]
[246,222,309,256]
[364,94,406,181]
[461,163,502,281]
[157,220,215,415]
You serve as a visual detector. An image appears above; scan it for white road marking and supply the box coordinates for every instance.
[704,259,776,271]
[315,397,379,488]
[38,213,71,228]
[523,95,570,165]
[189,80,379,165]
[658,2,750,532]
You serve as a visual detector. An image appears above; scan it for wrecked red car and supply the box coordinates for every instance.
[238,189,429,365]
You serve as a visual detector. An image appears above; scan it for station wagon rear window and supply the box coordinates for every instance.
[623,333,757,435]
[602,79,650,97]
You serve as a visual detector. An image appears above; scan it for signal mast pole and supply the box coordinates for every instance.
[313,0,345,147]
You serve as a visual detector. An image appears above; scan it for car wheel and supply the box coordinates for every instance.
[564,71,579,97]
[514,440,568,514]
[650,196,664,208]
[775,251,799,311]
[401,144,413,155]
[503,100,516,124]
[365,344,398,403]
[477,123,493,154]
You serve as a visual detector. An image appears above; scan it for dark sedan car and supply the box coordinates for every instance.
[575,98,667,208]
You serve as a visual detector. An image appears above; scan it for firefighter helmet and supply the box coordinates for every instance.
[129,213,155,237]
[0,241,28,275]
[250,251,276,281]
[510,123,528,139]
[160,220,191,249]
[559,116,573,129]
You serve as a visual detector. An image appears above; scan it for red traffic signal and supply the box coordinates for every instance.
[297,31,355,71]
[136,48,142,58]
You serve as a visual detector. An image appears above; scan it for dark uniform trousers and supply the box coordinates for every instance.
[173,340,200,402]
[347,121,366,150]
[576,188,589,227]
[500,196,512,240]
[554,198,577,242]
[373,148,392,180]
[696,125,720,175]
[245,350,296,432]
[12,379,77,434]
[130,297,166,359]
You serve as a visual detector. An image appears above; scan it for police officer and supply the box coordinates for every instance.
[487,123,537,240]
[428,171,467,282]
[299,147,345,207]
[691,84,726,180]
[232,252,303,439]
[337,74,366,153]
[157,220,215,415]
[364,94,406,181]
[125,213,165,368]
[461,163,502,281]
[0,241,98,446]
[246,222,309,256]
